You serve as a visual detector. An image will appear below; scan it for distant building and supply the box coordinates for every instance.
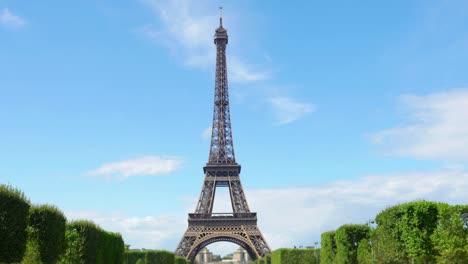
[232,247,250,263]
[195,247,250,264]
[195,247,213,263]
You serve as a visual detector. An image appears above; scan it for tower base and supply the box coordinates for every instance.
[175,213,270,261]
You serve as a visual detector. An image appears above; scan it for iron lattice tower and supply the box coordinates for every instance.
[175,11,271,261]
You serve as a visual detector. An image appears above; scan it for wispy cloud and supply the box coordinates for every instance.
[370,89,468,162]
[70,169,468,254]
[248,169,468,249]
[139,0,271,83]
[87,156,183,179]
[138,0,215,68]
[229,57,271,82]
[140,0,314,125]
[0,8,27,29]
[269,96,315,125]
[65,210,184,250]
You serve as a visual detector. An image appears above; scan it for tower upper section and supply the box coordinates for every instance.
[207,9,236,166]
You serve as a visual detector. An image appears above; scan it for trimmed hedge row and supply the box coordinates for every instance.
[253,249,319,264]
[335,224,370,264]
[320,231,336,264]
[146,250,174,264]
[124,250,188,264]
[322,201,468,263]
[371,201,468,263]
[28,204,67,263]
[0,185,30,263]
[175,255,190,264]
[1,184,126,263]
[273,248,319,264]
[251,254,271,264]
[124,250,146,264]
[59,220,124,264]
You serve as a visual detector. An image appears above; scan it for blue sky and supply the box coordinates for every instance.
[1,0,468,255]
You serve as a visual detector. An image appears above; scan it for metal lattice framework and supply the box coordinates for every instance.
[175,13,271,261]
[208,15,235,165]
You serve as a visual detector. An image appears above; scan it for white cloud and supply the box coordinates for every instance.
[0,8,26,29]
[269,96,315,125]
[140,0,271,82]
[371,89,468,162]
[202,126,212,139]
[230,57,271,82]
[247,169,468,249]
[140,0,315,125]
[65,210,185,250]
[139,0,218,68]
[68,169,468,254]
[87,156,183,179]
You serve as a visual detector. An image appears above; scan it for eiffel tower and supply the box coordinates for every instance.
[175,9,271,261]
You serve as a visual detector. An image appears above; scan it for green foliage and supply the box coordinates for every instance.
[335,224,370,264]
[28,204,66,264]
[175,255,190,264]
[58,226,85,264]
[356,239,372,264]
[145,250,174,264]
[321,231,337,264]
[124,250,146,264]
[373,204,407,263]
[145,251,157,264]
[99,230,125,263]
[270,248,318,264]
[0,184,31,263]
[432,204,468,263]
[21,234,42,264]
[398,201,440,262]
[58,220,124,264]
[124,250,185,264]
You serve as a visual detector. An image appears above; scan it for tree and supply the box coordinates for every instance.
[373,204,407,263]
[29,204,67,264]
[398,201,440,263]
[321,231,337,264]
[0,185,31,263]
[335,224,370,264]
[432,205,468,263]
[357,239,372,264]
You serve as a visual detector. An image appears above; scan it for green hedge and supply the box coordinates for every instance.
[124,250,187,264]
[21,236,42,264]
[59,220,124,264]
[431,204,468,263]
[373,204,407,263]
[356,239,372,264]
[321,201,468,263]
[0,184,31,263]
[28,204,67,264]
[399,201,440,261]
[320,231,336,264]
[373,201,443,263]
[335,224,370,264]
[145,250,174,264]
[124,250,146,264]
[175,255,190,264]
[271,248,319,264]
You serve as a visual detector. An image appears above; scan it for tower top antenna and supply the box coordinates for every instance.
[219,6,223,27]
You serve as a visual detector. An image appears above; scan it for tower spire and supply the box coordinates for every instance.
[209,6,232,164]
[219,6,223,27]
